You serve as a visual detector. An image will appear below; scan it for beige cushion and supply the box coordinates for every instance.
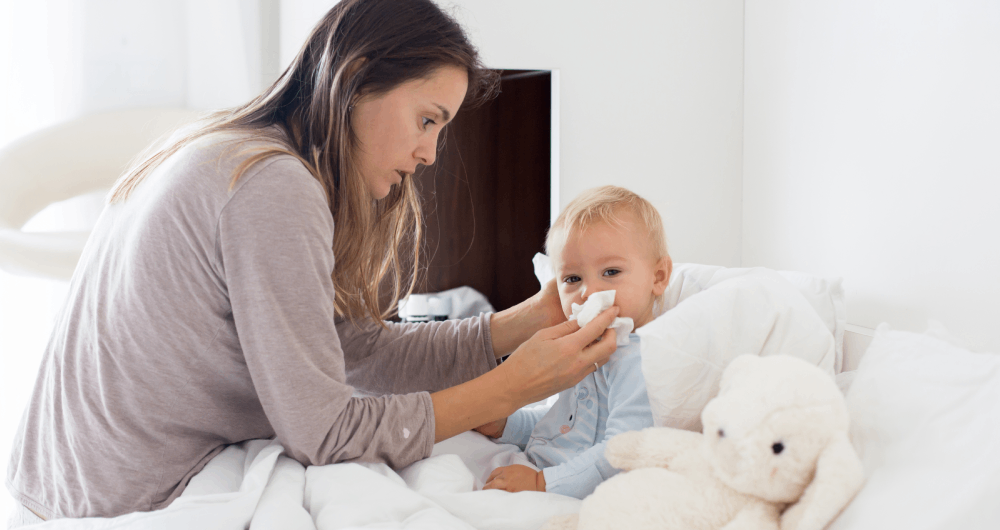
[0,108,200,279]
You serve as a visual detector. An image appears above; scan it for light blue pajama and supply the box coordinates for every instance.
[496,334,654,499]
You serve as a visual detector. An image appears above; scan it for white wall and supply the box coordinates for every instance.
[0,0,277,138]
[743,0,1000,351]
[0,0,83,146]
[279,0,746,267]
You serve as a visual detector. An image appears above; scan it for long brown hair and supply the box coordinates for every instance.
[109,0,499,325]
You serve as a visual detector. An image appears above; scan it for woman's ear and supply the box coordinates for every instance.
[652,256,672,296]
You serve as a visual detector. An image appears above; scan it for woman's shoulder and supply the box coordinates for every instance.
[168,128,318,197]
[184,128,306,171]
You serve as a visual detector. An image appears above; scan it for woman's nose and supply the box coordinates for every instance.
[414,134,438,167]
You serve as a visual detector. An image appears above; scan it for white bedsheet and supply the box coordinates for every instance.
[23,433,578,530]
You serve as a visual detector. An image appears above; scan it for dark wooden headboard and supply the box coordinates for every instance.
[411,70,552,312]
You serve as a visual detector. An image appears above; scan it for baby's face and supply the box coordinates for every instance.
[549,214,671,329]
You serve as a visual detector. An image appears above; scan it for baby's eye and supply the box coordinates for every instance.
[421,117,436,129]
[603,269,621,277]
[563,275,581,284]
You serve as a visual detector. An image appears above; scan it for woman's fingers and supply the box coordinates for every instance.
[561,306,620,351]
[497,306,622,408]
[533,318,581,341]
[534,306,620,344]
[582,327,618,367]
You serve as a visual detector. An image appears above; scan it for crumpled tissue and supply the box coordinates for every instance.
[569,290,634,347]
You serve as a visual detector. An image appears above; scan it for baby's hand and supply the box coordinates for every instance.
[483,464,546,492]
[473,417,508,439]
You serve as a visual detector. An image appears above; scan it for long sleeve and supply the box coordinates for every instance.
[496,404,552,449]
[220,157,434,468]
[337,315,496,396]
[542,343,654,499]
[7,132,494,520]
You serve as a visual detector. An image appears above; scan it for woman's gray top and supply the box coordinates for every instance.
[5,132,497,519]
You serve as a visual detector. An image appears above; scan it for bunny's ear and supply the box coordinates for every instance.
[780,432,864,530]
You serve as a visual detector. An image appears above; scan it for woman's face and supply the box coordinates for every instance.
[351,65,469,199]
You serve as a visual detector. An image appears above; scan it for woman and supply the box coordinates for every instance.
[5,0,619,525]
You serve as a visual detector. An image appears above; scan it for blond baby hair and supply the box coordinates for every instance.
[546,185,670,312]
[546,185,668,261]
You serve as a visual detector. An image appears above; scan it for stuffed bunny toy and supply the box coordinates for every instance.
[543,354,864,530]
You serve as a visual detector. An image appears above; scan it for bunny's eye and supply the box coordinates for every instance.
[717,428,725,438]
[772,442,785,454]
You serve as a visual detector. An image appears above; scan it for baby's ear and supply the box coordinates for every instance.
[652,256,672,296]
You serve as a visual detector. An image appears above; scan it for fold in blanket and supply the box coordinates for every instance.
[22,434,579,530]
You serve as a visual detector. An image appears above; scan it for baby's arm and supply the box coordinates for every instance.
[542,346,654,499]
[489,403,551,449]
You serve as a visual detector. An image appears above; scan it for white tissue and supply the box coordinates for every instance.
[533,252,555,287]
[568,290,634,347]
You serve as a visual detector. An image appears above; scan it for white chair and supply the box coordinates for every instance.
[0,108,201,280]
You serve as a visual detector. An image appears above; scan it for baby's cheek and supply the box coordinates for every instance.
[561,299,574,320]
[613,288,643,320]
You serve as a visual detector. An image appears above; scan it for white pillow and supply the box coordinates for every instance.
[533,255,845,367]
[829,325,1000,530]
[636,268,836,431]
[662,263,847,372]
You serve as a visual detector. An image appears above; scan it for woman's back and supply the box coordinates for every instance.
[7,132,335,518]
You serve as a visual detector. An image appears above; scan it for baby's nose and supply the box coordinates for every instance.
[579,285,588,300]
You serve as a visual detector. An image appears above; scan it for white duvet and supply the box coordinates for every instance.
[25,433,578,530]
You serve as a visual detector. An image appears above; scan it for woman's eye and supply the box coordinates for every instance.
[421,117,436,129]
[563,275,581,284]
[603,269,621,277]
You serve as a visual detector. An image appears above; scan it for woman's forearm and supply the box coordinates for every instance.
[430,364,520,442]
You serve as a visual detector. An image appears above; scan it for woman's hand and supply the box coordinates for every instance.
[497,306,620,407]
[534,278,566,328]
[430,306,618,443]
[489,279,567,358]
[483,465,545,492]
[474,417,508,438]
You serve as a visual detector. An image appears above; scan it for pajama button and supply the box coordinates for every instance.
[577,388,589,400]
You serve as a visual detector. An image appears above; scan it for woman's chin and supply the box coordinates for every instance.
[369,184,393,200]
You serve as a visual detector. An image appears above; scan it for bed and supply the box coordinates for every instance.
[20,259,999,530]
[2,110,994,527]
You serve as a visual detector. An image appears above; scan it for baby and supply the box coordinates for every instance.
[477,185,672,499]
